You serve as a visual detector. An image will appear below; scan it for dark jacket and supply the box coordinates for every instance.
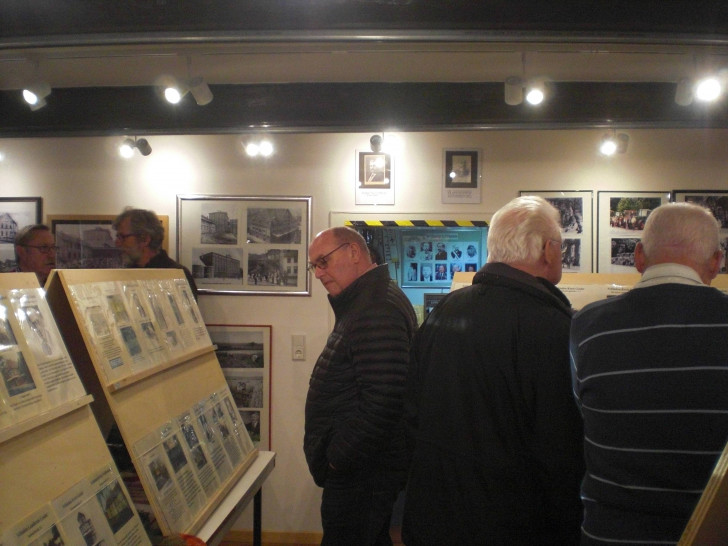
[403,262,584,545]
[142,248,198,299]
[304,265,417,487]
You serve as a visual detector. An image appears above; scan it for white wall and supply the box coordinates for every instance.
[1,128,727,534]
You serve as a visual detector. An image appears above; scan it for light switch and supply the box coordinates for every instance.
[292,334,306,360]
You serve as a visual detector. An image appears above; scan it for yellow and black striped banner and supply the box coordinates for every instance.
[344,219,488,227]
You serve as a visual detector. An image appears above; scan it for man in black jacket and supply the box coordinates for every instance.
[304,226,417,546]
[403,196,584,545]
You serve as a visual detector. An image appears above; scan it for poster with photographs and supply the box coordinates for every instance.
[672,190,728,274]
[355,150,394,205]
[401,229,483,288]
[0,197,42,274]
[177,195,311,295]
[520,190,594,273]
[208,324,271,450]
[597,191,669,273]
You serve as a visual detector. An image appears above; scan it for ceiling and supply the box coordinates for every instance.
[2,1,728,135]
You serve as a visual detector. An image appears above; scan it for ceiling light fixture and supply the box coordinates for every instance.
[370,134,383,152]
[694,75,723,102]
[22,81,51,111]
[525,79,547,105]
[599,131,629,157]
[504,76,523,106]
[120,137,152,158]
[244,138,274,157]
[189,76,213,106]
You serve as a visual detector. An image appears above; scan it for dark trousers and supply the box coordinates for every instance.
[320,466,401,546]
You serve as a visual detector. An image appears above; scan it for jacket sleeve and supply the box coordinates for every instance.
[326,304,411,473]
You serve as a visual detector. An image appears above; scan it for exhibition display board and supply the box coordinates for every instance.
[0,272,150,546]
[44,268,258,537]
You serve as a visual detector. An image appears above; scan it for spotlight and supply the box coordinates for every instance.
[136,138,152,156]
[525,79,547,106]
[599,132,629,156]
[370,134,383,153]
[22,82,51,111]
[157,75,188,104]
[120,137,152,158]
[504,76,523,106]
[244,138,274,157]
[189,76,213,106]
[675,77,693,106]
[694,76,722,102]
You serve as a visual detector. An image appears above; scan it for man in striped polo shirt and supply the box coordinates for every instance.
[571,202,728,545]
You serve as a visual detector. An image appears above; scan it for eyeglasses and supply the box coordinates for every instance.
[21,244,58,254]
[115,232,136,241]
[306,243,350,273]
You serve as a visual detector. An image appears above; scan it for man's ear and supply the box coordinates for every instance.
[634,242,647,273]
[707,250,722,282]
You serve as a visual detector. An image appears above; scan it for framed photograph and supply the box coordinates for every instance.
[423,293,447,319]
[597,191,669,273]
[442,149,481,204]
[177,195,311,296]
[520,190,594,273]
[207,324,271,450]
[401,228,483,288]
[0,197,42,272]
[672,190,728,273]
[355,150,394,205]
[48,214,169,269]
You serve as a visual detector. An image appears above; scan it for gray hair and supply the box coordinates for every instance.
[641,202,720,263]
[113,207,165,250]
[487,196,561,265]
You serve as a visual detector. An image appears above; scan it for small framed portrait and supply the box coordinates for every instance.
[442,149,481,204]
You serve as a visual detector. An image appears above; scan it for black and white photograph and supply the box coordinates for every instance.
[212,329,265,368]
[240,410,261,444]
[247,207,302,244]
[610,238,639,271]
[442,149,482,204]
[209,324,271,449]
[0,197,42,273]
[355,150,395,205]
[520,190,594,273]
[247,249,299,287]
[200,205,238,244]
[597,191,667,272]
[95,480,134,534]
[49,215,169,269]
[672,190,728,228]
[0,350,36,397]
[190,247,244,286]
[178,195,311,295]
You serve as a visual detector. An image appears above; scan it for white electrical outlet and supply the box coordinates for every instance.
[292,334,306,360]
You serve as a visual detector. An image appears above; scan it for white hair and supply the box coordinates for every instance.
[487,195,562,265]
[641,202,720,263]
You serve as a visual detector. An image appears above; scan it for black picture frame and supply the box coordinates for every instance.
[423,293,447,318]
[444,150,478,189]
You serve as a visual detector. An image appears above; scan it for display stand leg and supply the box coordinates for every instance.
[254,489,262,546]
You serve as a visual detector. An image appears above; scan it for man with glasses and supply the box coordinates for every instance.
[304,226,417,545]
[14,224,57,286]
[113,207,198,298]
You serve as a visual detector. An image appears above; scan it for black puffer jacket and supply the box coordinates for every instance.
[304,265,417,487]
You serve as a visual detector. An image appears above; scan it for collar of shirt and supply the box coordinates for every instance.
[633,262,705,289]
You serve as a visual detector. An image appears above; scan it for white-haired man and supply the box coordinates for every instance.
[403,196,584,545]
[571,202,728,544]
